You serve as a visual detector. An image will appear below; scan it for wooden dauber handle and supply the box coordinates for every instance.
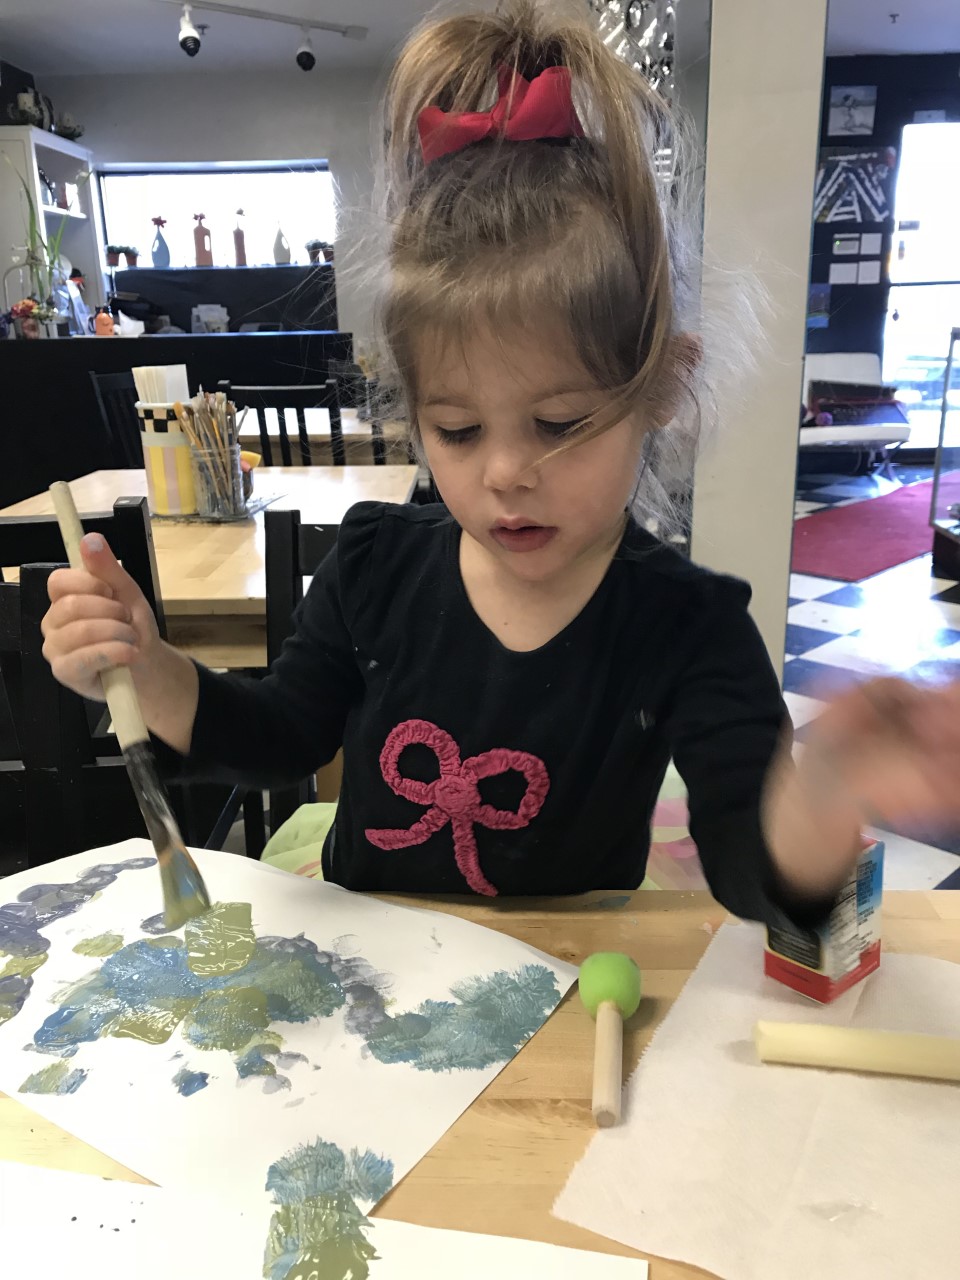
[49,481,149,751]
[592,1001,624,1127]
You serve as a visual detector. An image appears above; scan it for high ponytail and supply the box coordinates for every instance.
[374,0,699,513]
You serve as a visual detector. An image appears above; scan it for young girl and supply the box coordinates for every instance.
[42,1,960,924]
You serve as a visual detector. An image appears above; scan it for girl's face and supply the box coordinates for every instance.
[416,326,647,584]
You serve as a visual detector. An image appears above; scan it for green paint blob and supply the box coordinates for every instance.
[19,1059,87,1095]
[186,902,256,976]
[112,999,196,1044]
[145,936,182,949]
[183,987,270,1053]
[263,1140,393,1280]
[0,951,48,981]
[73,932,125,958]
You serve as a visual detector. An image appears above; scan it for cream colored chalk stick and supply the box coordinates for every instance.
[755,1021,960,1083]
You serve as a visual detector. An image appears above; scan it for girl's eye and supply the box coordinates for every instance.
[535,417,587,437]
[434,424,481,446]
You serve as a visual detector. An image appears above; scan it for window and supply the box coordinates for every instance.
[99,164,335,268]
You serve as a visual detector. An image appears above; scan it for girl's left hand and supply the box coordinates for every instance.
[762,677,960,901]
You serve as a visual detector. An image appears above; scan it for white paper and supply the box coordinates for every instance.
[859,232,882,255]
[828,262,858,284]
[0,1164,649,1278]
[555,923,960,1280]
[0,841,576,1261]
[857,259,881,284]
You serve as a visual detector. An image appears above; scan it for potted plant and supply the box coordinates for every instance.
[4,157,77,321]
[122,246,139,267]
[105,244,123,267]
[306,238,334,265]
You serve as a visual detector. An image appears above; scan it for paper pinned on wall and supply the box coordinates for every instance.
[554,922,960,1280]
[0,841,577,1264]
[832,233,860,256]
[859,232,882,255]
[828,262,858,284]
[0,1163,650,1278]
[857,260,882,285]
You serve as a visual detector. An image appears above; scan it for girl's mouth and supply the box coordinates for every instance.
[489,522,558,553]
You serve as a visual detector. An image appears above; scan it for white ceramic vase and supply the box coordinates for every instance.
[273,227,291,265]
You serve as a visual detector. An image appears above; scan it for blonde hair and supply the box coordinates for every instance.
[374,0,702,528]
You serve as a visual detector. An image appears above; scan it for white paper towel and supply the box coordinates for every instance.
[554,922,960,1280]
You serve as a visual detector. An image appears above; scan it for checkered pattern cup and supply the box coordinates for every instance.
[136,402,197,516]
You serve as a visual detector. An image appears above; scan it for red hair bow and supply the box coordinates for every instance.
[418,65,584,165]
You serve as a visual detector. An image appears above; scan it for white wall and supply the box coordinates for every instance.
[691,0,827,674]
[44,68,384,342]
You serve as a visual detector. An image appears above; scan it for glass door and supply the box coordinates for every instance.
[883,123,960,449]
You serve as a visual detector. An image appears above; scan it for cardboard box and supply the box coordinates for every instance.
[764,839,883,1003]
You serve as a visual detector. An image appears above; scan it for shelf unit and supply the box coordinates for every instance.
[0,124,105,312]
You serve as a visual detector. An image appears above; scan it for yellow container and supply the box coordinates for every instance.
[136,402,197,516]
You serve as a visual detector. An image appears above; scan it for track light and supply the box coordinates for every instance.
[179,4,201,56]
[296,27,315,72]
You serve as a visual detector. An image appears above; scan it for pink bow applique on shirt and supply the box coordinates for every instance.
[365,719,550,896]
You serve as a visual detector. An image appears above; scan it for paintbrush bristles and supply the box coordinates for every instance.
[174,391,242,511]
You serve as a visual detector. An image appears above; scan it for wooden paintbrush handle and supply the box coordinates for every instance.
[49,482,149,750]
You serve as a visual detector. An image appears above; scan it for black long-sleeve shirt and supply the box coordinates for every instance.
[173,501,821,924]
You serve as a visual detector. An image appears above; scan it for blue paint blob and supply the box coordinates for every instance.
[172,1067,209,1096]
[363,964,561,1072]
[0,858,155,1025]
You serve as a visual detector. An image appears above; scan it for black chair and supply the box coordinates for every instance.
[89,371,143,468]
[327,359,388,466]
[0,498,165,868]
[0,497,248,868]
[229,382,346,467]
[261,507,339,831]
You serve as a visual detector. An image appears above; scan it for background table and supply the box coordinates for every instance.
[1,887,957,1277]
[0,466,418,667]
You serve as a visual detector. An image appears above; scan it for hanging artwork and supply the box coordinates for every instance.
[814,147,897,224]
[0,1163,650,1278]
[0,839,576,1275]
[827,85,877,138]
[806,282,831,330]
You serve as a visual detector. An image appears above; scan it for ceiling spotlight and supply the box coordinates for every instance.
[179,3,201,56]
[296,27,315,71]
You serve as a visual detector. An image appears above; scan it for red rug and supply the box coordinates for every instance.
[792,472,960,582]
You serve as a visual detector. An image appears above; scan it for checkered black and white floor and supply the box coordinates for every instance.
[788,466,960,886]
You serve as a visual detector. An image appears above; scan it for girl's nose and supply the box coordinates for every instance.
[483,441,539,493]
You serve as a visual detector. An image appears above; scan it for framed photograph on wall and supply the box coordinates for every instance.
[828,85,877,137]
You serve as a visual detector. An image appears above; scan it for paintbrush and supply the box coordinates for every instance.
[49,482,211,929]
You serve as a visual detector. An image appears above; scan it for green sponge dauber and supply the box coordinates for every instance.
[578,952,642,1128]
[579,952,642,1020]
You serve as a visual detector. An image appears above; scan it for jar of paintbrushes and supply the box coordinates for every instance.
[174,391,247,521]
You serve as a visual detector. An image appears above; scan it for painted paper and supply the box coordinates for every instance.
[0,1162,650,1278]
[0,840,576,1251]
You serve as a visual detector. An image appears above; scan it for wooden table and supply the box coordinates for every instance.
[0,465,418,667]
[2,888,957,1277]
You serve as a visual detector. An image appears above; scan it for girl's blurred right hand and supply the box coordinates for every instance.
[41,532,161,702]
